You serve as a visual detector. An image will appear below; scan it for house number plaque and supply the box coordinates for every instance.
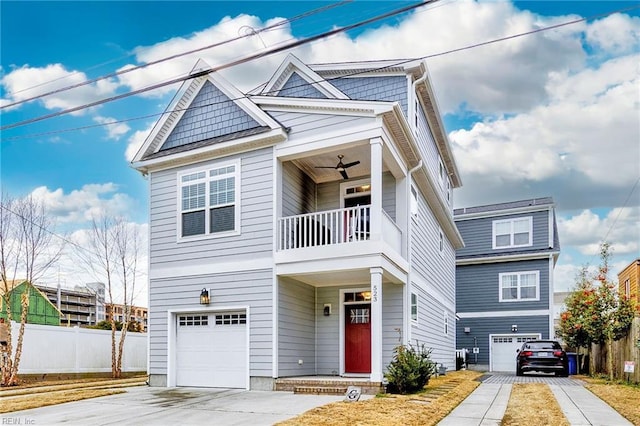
[372,284,378,302]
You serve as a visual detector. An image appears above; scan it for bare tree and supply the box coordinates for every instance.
[0,194,62,386]
[76,215,141,378]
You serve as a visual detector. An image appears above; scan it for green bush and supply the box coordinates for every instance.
[384,342,436,394]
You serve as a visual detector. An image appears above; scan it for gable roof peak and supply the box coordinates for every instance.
[131,59,282,165]
[261,53,348,99]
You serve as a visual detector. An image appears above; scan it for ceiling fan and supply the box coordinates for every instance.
[315,155,361,180]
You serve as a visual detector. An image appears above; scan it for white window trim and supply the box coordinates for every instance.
[498,270,540,302]
[492,216,533,249]
[410,293,418,323]
[340,178,371,208]
[176,160,241,242]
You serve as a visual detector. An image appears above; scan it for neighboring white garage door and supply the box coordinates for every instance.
[490,334,539,372]
[176,312,247,388]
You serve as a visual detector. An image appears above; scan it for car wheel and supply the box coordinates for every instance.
[556,369,568,377]
[516,366,523,376]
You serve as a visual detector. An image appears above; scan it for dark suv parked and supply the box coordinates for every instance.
[516,340,568,376]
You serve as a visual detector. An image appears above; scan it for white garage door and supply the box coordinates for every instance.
[490,334,539,372]
[176,312,247,388]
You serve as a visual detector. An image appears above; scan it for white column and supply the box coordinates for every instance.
[370,137,383,241]
[370,267,383,382]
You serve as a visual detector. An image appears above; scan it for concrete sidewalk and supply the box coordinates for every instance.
[437,382,633,426]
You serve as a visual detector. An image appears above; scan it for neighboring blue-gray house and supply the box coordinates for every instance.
[454,198,560,372]
[132,54,463,390]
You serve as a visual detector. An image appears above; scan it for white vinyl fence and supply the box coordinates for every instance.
[6,322,147,374]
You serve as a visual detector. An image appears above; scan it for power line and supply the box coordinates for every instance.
[4,3,637,141]
[0,0,353,109]
[0,203,98,260]
[0,1,433,131]
[599,176,640,245]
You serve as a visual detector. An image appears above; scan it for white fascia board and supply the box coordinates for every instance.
[150,256,273,280]
[132,76,208,164]
[457,310,550,318]
[252,95,394,116]
[454,203,556,221]
[456,251,561,266]
[132,128,287,173]
[310,59,423,74]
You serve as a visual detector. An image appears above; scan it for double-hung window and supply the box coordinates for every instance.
[493,217,532,249]
[179,162,239,239]
[499,271,539,302]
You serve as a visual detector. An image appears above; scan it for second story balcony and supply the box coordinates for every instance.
[273,137,413,278]
[277,204,402,253]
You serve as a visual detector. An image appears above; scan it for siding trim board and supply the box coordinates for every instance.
[454,204,554,221]
[456,252,560,265]
[457,309,550,318]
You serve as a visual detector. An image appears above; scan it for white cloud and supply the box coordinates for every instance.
[1,63,119,113]
[125,122,156,162]
[450,52,639,210]
[93,115,130,140]
[586,13,640,55]
[558,206,640,255]
[116,14,292,97]
[30,184,134,223]
[115,0,588,117]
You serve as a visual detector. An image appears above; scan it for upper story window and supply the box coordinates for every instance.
[624,279,631,298]
[499,271,539,302]
[411,293,418,322]
[178,162,239,239]
[492,217,532,249]
[410,186,418,217]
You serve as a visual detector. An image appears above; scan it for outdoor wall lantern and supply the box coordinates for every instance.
[511,324,518,333]
[200,288,210,305]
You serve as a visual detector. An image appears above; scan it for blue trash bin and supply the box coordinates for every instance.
[567,352,577,375]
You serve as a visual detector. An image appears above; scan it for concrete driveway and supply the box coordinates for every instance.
[2,386,357,426]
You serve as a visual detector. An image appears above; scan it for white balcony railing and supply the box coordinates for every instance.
[278,205,372,251]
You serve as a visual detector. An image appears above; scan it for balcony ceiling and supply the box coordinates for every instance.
[292,145,389,184]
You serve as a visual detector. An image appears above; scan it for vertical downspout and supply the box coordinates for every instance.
[405,160,423,346]
[405,68,428,345]
[411,71,428,135]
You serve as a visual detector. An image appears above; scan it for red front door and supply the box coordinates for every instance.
[345,304,371,373]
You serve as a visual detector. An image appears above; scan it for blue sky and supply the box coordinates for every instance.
[1,1,639,302]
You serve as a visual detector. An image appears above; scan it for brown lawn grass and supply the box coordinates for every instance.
[276,370,482,426]
[0,389,126,414]
[582,377,640,425]
[0,377,147,397]
[501,383,569,426]
[0,374,147,391]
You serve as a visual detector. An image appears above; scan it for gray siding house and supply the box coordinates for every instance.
[454,198,560,372]
[132,54,463,390]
